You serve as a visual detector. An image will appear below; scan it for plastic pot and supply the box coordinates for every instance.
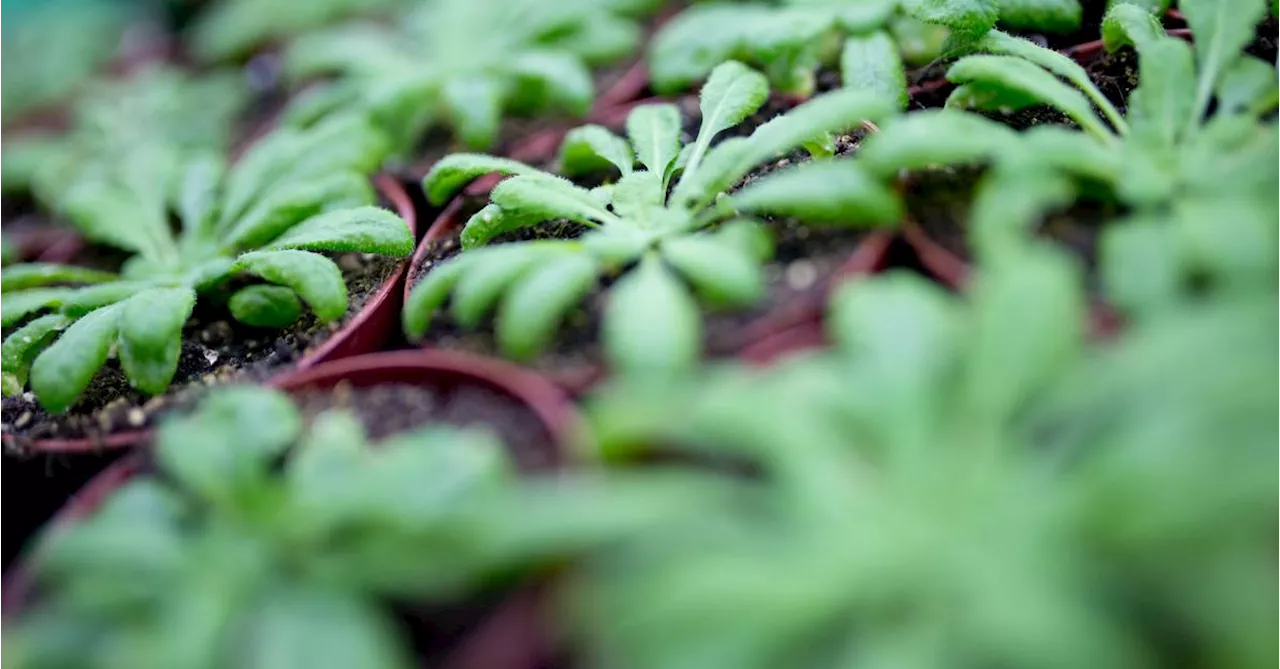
[0,174,418,454]
[2,349,582,669]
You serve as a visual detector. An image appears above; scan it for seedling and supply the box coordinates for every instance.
[1,0,136,123]
[188,0,406,62]
[281,0,654,151]
[403,61,901,375]
[859,0,1278,314]
[6,386,515,669]
[0,115,413,412]
[648,0,1083,101]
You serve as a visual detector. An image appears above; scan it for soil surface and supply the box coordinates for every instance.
[2,252,402,450]
[406,99,882,376]
[289,380,558,471]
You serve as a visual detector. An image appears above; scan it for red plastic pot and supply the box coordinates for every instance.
[2,349,583,668]
[0,174,418,454]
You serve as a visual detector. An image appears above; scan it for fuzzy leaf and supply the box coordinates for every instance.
[626,104,683,176]
[422,154,546,206]
[451,248,542,329]
[1101,2,1166,51]
[744,88,898,168]
[29,304,121,413]
[661,236,763,307]
[264,206,413,256]
[442,77,505,150]
[234,250,347,322]
[559,125,635,177]
[946,55,1112,139]
[1180,0,1268,125]
[603,256,701,376]
[999,0,1081,32]
[510,50,594,116]
[671,137,753,207]
[403,258,469,339]
[230,285,304,328]
[858,110,1020,177]
[222,172,376,251]
[1,288,74,327]
[490,174,614,226]
[841,32,908,110]
[496,252,599,361]
[1,264,117,293]
[903,0,999,40]
[1127,37,1196,146]
[58,282,152,318]
[610,171,666,222]
[1215,55,1279,116]
[117,287,197,395]
[732,161,902,226]
[1,314,69,396]
[178,153,225,240]
[686,61,770,176]
[460,204,546,249]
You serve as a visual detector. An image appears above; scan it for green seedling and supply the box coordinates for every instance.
[404,61,901,375]
[1,115,412,411]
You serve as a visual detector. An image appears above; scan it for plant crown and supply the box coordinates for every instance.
[7,386,517,669]
[0,115,413,412]
[856,0,1278,316]
[403,60,901,374]
[648,0,1084,99]
[281,0,661,151]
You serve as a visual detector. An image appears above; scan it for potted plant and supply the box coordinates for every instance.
[279,0,665,176]
[1,114,414,451]
[402,61,901,390]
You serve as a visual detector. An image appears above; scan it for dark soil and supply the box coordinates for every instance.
[1,252,402,450]
[407,104,880,376]
[289,381,559,472]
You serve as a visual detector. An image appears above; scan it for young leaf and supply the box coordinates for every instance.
[442,78,505,150]
[609,172,666,221]
[743,88,898,167]
[495,252,599,360]
[946,55,1114,140]
[263,206,413,256]
[489,175,616,226]
[661,236,763,307]
[1215,55,1280,116]
[902,0,999,41]
[1126,38,1196,146]
[559,125,635,177]
[230,285,305,328]
[29,304,121,413]
[451,249,543,329]
[998,0,1081,32]
[603,256,701,376]
[1,314,69,396]
[857,110,1020,178]
[509,51,594,116]
[234,250,348,322]
[422,154,547,206]
[626,104,682,176]
[1100,218,1183,315]
[117,287,197,395]
[732,161,903,226]
[460,204,547,249]
[841,32,908,110]
[403,258,470,340]
[685,61,770,177]
[1101,2,1167,51]
[1,288,74,327]
[0,264,118,292]
[1179,0,1268,131]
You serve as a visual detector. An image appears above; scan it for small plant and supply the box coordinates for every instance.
[281,0,656,151]
[187,0,407,62]
[403,61,900,374]
[1,0,137,123]
[648,0,1082,100]
[3,66,249,202]
[6,386,517,669]
[859,0,1278,314]
[0,115,412,412]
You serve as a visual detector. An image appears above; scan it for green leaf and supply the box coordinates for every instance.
[178,153,225,240]
[603,256,701,376]
[732,161,902,226]
[558,125,635,177]
[999,0,1081,32]
[858,110,1019,178]
[1021,126,1120,182]
[451,248,542,329]
[744,88,899,168]
[1100,217,1182,315]
[626,104,683,176]
[902,0,999,41]
[264,206,413,256]
[117,287,196,395]
[234,250,348,322]
[1127,37,1196,146]
[0,264,117,293]
[969,166,1076,257]
[510,50,594,117]
[963,246,1085,425]
[233,585,409,669]
[1215,55,1279,116]
[58,281,152,318]
[712,219,773,262]
[686,61,770,177]
[946,55,1114,140]
[671,137,753,208]
[442,77,505,150]
[841,32,908,110]
[490,174,615,226]
[661,236,763,307]
[1,288,74,327]
[610,171,666,221]
[582,229,651,266]
[402,257,469,340]
[1101,2,1167,51]
[422,154,545,207]
[29,304,120,413]
[222,172,376,251]
[230,285,304,328]
[496,252,599,360]
[1179,0,1268,130]
[1,314,69,396]
[460,204,546,249]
